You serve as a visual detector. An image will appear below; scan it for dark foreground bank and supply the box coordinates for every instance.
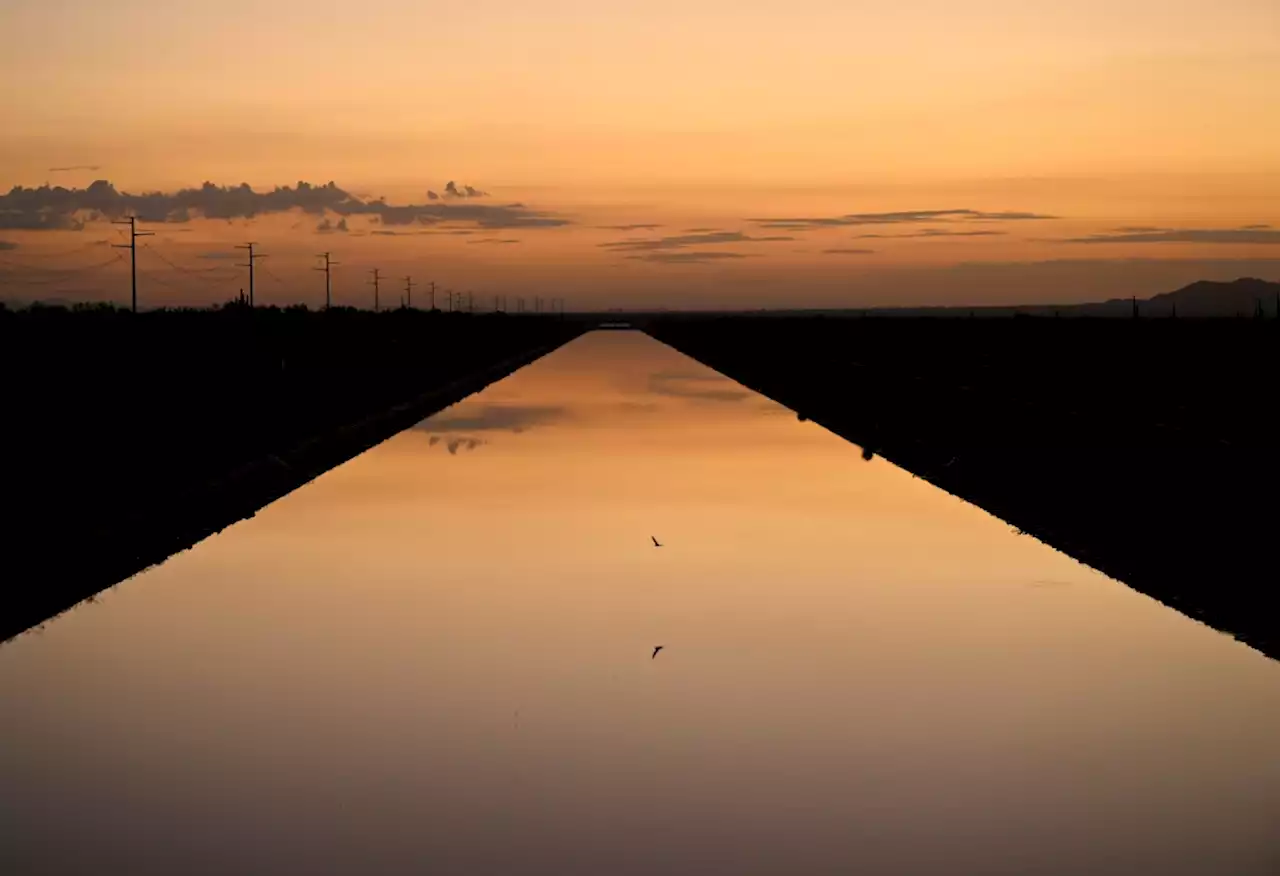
[648,314,1280,661]
[1,303,583,641]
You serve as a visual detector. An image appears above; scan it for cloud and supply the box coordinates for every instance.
[316,217,350,233]
[0,206,84,231]
[597,223,664,231]
[0,240,18,251]
[48,165,102,173]
[427,191,440,200]
[1241,224,1273,230]
[466,238,520,245]
[626,251,753,263]
[822,248,876,255]
[970,211,1052,221]
[749,209,1057,230]
[416,403,569,434]
[196,250,238,260]
[601,230,794,253]
[1,179,567,232]
[648,370,750,403]
[683,227,717,233]
[444,181,489,199]
[1061,228,1280,244]
[852,229,1005,239]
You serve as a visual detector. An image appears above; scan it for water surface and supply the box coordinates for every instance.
[3,331,1279,875]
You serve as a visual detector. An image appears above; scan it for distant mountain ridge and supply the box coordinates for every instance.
[736,277,1280,318]
[1141,277,1280,317]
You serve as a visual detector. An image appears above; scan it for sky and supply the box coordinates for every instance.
[2,0,1280,309]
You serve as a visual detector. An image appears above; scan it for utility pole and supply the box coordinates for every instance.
[468,291,474,313]
[369,268,383,312]
[429,280,437,311]
[236,242,266,307]
[446,289,453,313]
[404,275,416,309]
[315,251,339,309]
[112,216,154,313]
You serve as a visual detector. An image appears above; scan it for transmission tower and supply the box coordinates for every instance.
[315,252,339,309]
[235,242,266,307]
[112,216,154,313]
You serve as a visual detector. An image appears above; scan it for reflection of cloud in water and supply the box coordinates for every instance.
[617,400,661,414]
[756,399,790,416]
[417,403,569,434]
[417,403,567,454]
[425,434,484,454]
[448,438,483,455]
[647,370,751,403]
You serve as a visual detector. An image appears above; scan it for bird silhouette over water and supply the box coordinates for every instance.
[651,536,662,547]
[652,645,664,659]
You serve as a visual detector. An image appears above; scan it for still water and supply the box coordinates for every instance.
[3,330,1279,875]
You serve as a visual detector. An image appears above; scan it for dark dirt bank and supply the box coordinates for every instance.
[1,303,583,642]
[647,314,1280,661]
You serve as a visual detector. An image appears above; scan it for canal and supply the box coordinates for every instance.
[2,330,1278,875]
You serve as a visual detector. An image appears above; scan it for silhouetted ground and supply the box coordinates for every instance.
[0,302,583,641]
[647,314,1280,661]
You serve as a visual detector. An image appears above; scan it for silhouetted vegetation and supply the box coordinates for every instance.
[0,302,582,641]
[648,313,1280,660]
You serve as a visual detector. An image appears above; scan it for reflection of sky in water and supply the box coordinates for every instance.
[2,331,1279,875]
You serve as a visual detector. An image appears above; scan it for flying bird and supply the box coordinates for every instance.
[652,645,664,659]
[651,536,662,547]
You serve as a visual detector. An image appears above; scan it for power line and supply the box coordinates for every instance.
[1,240,110,261]
[315,252,339,309]
[0,253,125,290]
[259,263,286,285]
[0,253,124,275]
[137,269,196,292]
[112,216,155,313]
[235,242,266,307]
[141,243,229,275]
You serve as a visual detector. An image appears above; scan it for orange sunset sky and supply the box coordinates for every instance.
[2,0,1279,309]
